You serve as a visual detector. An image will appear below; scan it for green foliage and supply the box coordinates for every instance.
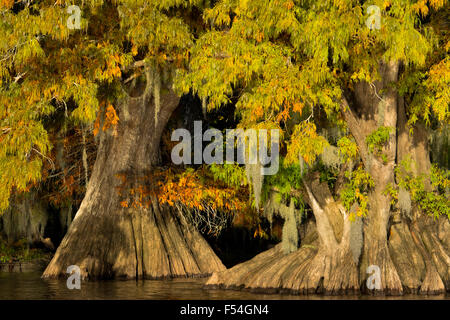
[1,0,448,224]
[262,158,303,206]
[337,136,359,162]
[395,159,449,219]
[365,126,392,155]
[181,0,447,127]
[317,162,339,192]
[179,0,448,221]
[209,163,248,189]
[340,167,375,220]
[384,182,399,206]
[417,192,449,220]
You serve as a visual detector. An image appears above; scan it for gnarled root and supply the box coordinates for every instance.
[206,243,359,295]
[362,239,403,295]
[389,214,449,294]
[42,203,225,280]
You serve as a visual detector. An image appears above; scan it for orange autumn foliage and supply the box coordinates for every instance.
[116,167,248,215]
[93,102,120,136]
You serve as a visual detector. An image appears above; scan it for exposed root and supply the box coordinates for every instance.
[420,268,445,295]
[42,204,225,280]
[363,239,404,295]
[389,221,424,293]
[205,243,359,295]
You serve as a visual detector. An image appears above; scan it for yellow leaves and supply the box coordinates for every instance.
[94,52,123,81]
[351,67,374,83]
[424,58,450,122]
[293,102,304,114]
[276,106,290,123]
[253,105,264,119]
[93,113,101,136]
[117,167,247,214]
[253,224,268,238]
[93,103,119,136]
[106,55,122,78]
[428,0,445,10]
[286,122,329,166]
[43,84,61,100]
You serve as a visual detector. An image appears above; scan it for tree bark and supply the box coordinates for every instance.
[206,174,359,295]
[342,61,404,294]
[389,95,450,294]
[42,77,225,280]
[204,60,449,296]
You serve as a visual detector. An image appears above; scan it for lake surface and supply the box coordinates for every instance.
[1,271,449,300]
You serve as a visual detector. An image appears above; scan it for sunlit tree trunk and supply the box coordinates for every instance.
[205,60,449,295]
[43,73,225,280]
[342,61,403,294]
[206,173,359,294]
[344,60,449,294]
[389,96,450,294]
[290,175,359,294]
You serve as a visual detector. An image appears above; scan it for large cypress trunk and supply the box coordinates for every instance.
[205,174,359,295]
[344,61,449,294]
[388,96,450,294]
[204,60,449,295]
[42,74,225,280]
[292,176,360,294]
[360,157,403,295]
[342,61,403,294]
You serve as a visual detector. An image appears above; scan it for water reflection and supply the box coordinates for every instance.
[0,272,448,300]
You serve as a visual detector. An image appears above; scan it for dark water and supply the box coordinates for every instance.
[0,271,449,300]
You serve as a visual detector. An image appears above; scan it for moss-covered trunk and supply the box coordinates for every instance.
[388,95,450,294]
[342,61,403,294]
[204,60,449,295]
[206,174,359,294]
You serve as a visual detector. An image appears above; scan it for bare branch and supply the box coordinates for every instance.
[32,147,55,171]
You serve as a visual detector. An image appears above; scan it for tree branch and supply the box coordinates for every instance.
[303,178,337,248]
[340,96,370,166]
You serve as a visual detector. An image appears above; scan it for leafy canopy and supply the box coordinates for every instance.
[179,0,448,218]
[0,0,206,211]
